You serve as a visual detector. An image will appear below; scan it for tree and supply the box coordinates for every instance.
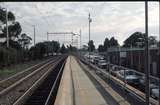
[148,36,158,47]
[158,41,160,47]
[103,37,110,51]
[123,32,146,48]
[60,44,67,53]
[18,33,32,49]
[0,7,15,24]
[98,44,104,52]
[0,8,22,49]
[123,31,158,48]
[29,42,47,59]
[109,37,119,47]
[88,40,95,52]
[51,41,60,53]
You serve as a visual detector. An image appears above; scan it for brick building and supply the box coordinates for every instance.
[107,47,160,77]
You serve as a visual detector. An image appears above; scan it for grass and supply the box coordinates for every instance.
[0,60,42,80]
[0,69,17,75]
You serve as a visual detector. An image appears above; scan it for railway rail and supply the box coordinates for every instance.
[0,55,67,105]
[23,59,66,105]
[0,57,55,92]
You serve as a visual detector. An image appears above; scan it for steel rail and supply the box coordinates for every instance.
[44,60,66,105]
[13,56,66,105]
[0,57,55,92]
[0,56,63,105]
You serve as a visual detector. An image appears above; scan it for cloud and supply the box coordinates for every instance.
[1,2,159,48]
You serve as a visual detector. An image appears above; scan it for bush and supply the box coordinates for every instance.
[0,47,23,68]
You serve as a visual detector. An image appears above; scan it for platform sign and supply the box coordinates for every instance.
[120,51,126,58]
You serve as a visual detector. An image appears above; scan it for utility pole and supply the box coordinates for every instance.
[33,25,35,46]
[88,13,92,65]
[72,34,73,47]
[80,29,81,57]
[6,8,9,48]
[145,1,150,105]
[47,32,49,41]
[158,2,160,105]
[130,45,133,68]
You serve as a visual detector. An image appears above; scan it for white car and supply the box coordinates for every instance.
[151,88,159,99]
[110,65,119,77]
[98,60,107,69]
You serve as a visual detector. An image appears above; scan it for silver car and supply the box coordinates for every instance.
[116,70,140,85]
[151,88,159,99]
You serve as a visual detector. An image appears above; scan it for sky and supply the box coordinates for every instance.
[0,2,159,48]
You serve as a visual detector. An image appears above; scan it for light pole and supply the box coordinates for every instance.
[145,1,150,105]
[80,29,82,57]
[130,45,133,69]
[47,32,49,41]
[158,2,160,105]
[88,13,92,64]
[6,8,9,48]
[32,25,35,46]
[2,8,9,48]
[136,41,143,72]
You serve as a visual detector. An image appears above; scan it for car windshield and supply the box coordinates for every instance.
[125,70,135,76]
[99,60,106,63]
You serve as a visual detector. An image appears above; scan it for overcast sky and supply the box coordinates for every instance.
[1,2,159,48]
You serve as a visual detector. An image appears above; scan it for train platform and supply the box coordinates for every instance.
[54,56,119,105]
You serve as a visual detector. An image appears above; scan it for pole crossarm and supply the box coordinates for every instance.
[47,32,73,35]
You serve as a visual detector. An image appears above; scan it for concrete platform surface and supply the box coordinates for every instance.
[54,56,114,105]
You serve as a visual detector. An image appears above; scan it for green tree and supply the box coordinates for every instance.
[0,7,15,24]
[103,37,110,51]
[29,42,47,60]
[158,41,160,47]
[123,32,145,48]
[98,44,104,52]
[148,36,158,47]
[0,8,22,49]
[18,33,32,49]
[123,32,158,48]
[109,37,119,47]
[88,40,95,52]
[51,41,60,53]
[60,44,67,53]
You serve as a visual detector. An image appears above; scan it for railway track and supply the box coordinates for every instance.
[23,58,65,105]
[0,57,56,92]
[0,55,66,105]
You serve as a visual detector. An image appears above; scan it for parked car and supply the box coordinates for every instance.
[93,57,100,65]
[116,70,140,86]
[139,76,159,92]
[110,65,119,77]
[98,60,108,69]
[95,69,102,75]
[151,87,159,99]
